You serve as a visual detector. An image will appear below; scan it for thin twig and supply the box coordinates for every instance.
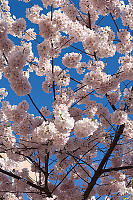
[110,13,119,32]
[3,52,8,64]
[71,90,95,108]
[70,77,82,84]
[96,16,105,25]
[27,94,47,121]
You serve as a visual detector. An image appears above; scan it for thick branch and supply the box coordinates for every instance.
[83,124,125,200]
[0,167,52,197]
[88,11,91,30]
[45,152,50,193]
[51,5,56,101]
[3,52,8,64]
[102,165,133,173]
[105,94,116,111]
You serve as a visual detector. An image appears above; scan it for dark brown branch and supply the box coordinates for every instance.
[102,165,133,173]
[68,0,89,27]
[93,52,97,61]
[105,94,117,111]
[74,84,88,93]
[51,5,56,101]
[83,124,125,200]
[45,152,50,193]
[52,143,99,193]
[71,90,95,108]
[57,67,67,77]
[51,164,77,193]
[96,16,105,25]
[0,167,52,197]
[55,37,74,50]
[88,11,91,30]
[27,94,47,121]
[70,45,94,57]
[110,13,119,32]
[3,52,8,64]
[51,4,53,21]
[73,169,89,184]
[52,57,56,101]
[67,152,95,172]
[67,152,91,177]
[70,77,82,84]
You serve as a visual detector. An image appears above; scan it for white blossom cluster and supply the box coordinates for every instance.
[123,119,133,138]
[3,192,19,200]
[79,0,121,17]
[26,5,43,24]
[1,100,43,138]
[62,52,85,74]
[111,110,128,125]
[11,18,26,35]
[83,26,116,58]
[41,64,70,93]
[82,63,120,95]
[33,121,57,143]
[123,87,133,114]
[0,20,14,54]
[74,118,98,138]
[116,29,133,54]
[53,104,74,134]
[4,46,31,96]
[121,3,133,29]
[0,88,8,101]
[32,104,75,150]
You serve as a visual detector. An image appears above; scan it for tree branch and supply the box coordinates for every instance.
[83,124,125,200]
[88,11,91,30]
[0,167,52,197]
[102,165,133,173]
[110,13,119,32]
[105,94,117,111]
[27,94,47,121]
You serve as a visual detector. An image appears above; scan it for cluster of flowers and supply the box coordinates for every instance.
[2,100,44,139]
[74,118,99,138]
[82,60,120,96]
[83,26,116,58]
[41,64,70,93]
[117,59,133,82]
[32,103,75,151]
[111,110,128,125]
[53,103,74,133]
[79,0,121,17]
[123,87,133,114]
[62,52,86,74]
[121,1,133,29]
[0,88,8,101]
[116,29,133,54]
[4,46,31,96]
[0,20,14,54]
[3,192,19,200]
